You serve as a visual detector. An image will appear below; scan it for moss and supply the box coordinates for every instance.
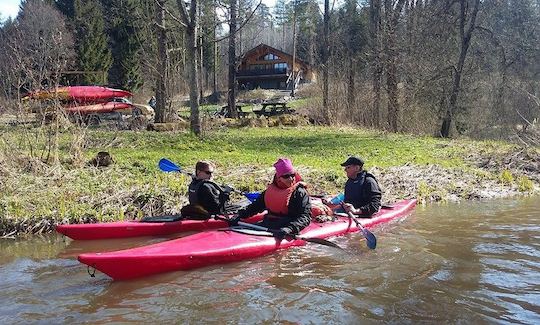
[499,169,514,184]
[517,176,534,192]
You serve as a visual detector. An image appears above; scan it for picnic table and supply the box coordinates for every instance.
[214,104,248,118]
[253,102,295,117]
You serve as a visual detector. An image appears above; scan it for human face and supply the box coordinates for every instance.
[278,173,295,187]
[198,168,214,180]
[344,164,360,179]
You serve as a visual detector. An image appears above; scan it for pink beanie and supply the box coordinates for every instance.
[273,158,295,177]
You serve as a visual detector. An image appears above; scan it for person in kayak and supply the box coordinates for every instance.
[338,156,382,216]
[187,161,234,215]
[231,158,312,238]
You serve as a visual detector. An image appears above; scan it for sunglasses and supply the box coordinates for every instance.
[280,173,295,179]
[202,170,214,175]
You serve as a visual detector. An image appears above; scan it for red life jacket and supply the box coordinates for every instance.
[264,181,305,216]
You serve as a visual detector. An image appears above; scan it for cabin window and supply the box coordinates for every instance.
[274,63,287,71]
[259,53,280,61]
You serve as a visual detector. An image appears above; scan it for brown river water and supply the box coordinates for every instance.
[1,197,539,324]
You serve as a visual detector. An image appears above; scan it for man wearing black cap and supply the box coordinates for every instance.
[340,156,382,216]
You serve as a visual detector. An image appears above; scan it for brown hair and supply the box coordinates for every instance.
[195,161,214,172]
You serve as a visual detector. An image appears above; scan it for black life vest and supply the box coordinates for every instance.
[344,171,378,208]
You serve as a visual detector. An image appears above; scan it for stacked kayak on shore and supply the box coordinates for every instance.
[56,213,265,240]
[78,199,416,280]
[24,86,132,102]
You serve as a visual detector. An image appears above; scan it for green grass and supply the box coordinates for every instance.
[0,124,534,232]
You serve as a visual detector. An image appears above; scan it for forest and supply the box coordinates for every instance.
[0,0,539,142]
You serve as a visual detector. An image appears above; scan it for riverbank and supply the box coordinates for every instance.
[1,125,538,238]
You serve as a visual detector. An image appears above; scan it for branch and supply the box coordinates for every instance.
[174,0,192,28]
[214,0,262,43]
[155,0,187,28]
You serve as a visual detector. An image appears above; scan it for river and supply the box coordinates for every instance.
[1,197,539,324]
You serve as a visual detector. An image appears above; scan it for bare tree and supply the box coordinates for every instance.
[322,0,330,123]
[369,0,382,128]
[154,0,169,123]
[174,0,201,135]
[384,0,406,132]
[440,0,480,137]
[227,0,239,118]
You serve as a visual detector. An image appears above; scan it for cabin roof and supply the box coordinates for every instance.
[240,43,310,68]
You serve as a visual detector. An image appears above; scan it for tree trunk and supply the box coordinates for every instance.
[212,7,218,98]
[347,56,356,117]
[291,2,297,97]
[384,0,406,132]
[186,3,201,135]
[154,0,168,123]
[227,0,238,118]
[322,0,330,124]
[440,0,480,138]
[370,0,382,128]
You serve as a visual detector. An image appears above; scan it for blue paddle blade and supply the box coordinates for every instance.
[362,229,377,249]
[244,192,261,202]
[158,158,181,173]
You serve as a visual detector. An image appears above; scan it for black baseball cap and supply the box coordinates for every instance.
[340,156,364,166]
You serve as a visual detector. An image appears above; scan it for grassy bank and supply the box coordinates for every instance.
[1,125,538,237]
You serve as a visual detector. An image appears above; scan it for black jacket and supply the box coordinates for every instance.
[237,185,311,234]
[188,179,230,215]
[344,171,382,215]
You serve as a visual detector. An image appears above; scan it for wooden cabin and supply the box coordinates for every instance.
[237,44,316,90]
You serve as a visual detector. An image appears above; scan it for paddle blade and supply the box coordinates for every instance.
[361,229,377,249]
[159,158,181,173]
[304,237,345,250]
[244,192,261,202]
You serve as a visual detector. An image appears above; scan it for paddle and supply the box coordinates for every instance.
[158,158,261,202]
[214,215,344,250]
[340,202,377,249]
[314,193,394,210]
[158,158,193,176]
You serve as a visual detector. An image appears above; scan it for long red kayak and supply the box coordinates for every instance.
[57,213,265,240]
[64,101,131,114]
[25,86,132,102]
[78,199,416,280]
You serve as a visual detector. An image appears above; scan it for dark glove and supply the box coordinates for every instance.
[219,191,231,203]
[274,227,293,239]
[222,185,235,194]
[228,215,242,226]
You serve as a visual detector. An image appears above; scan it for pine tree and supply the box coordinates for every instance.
[74,0,112,85]
[100,0,144,91]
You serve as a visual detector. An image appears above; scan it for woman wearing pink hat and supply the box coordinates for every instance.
[231,158,312,238]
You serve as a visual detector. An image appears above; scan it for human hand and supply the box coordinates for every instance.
[228,215,242,226]
[274,227,293,239]
[222,185,235,194]
[343,203,359,214]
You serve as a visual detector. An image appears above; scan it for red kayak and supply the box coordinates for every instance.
[25,86,132,102]
[78,199,416,280]
[64,101,131,114]
[57,213,265,240]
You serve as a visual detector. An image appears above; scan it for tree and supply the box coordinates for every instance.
[369,0,382,127]
[227,0,238,118]
[440,0,480,137]
[0,0,75,94]
[322,0,330,123]
[383,0,406,132]
[73,0,112,85]
[273,0,288,49]
[340,0,365,116]
[175,0,202,135]
[101,0,145,91]
[153,0,169,123]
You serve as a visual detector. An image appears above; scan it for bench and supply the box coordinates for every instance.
[214,105,247,118]
[253,102,295,117]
